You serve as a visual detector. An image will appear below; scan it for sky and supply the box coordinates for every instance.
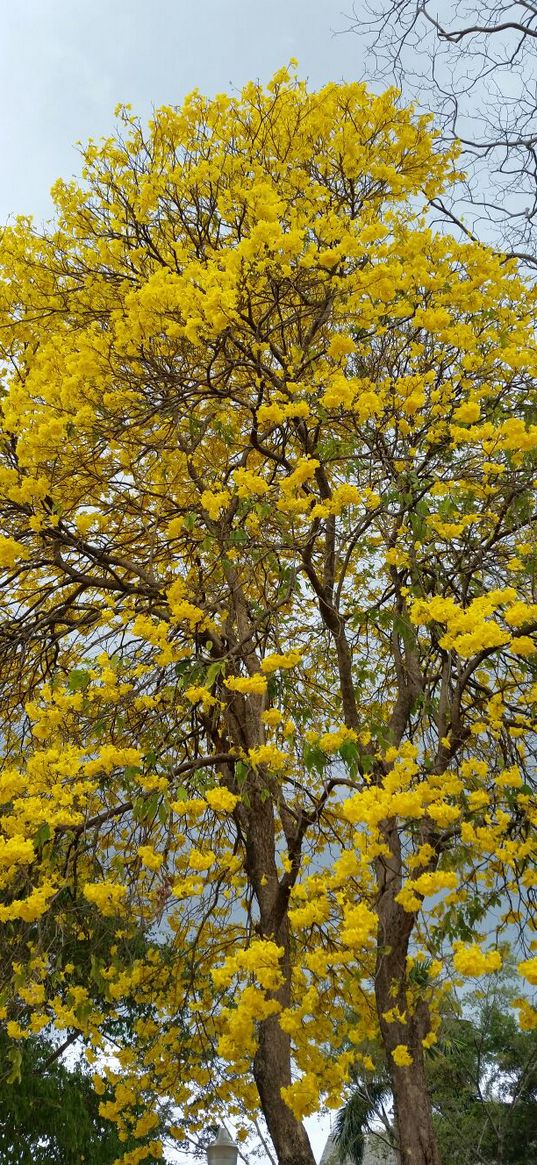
[0,0,369,225]
[0,8,371,1160]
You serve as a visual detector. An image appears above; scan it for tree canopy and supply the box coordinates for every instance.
[0,66,536,1165]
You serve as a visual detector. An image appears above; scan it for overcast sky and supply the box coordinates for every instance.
[0,1,368,225]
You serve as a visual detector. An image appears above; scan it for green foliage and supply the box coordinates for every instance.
[336,972,537,1165]
[333,1071,392,1165]
[0,1032,127,1164]
[429,989,537,1165]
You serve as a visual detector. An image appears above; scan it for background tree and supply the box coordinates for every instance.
[344,1,537,269]
[0,1030,133,1164]
[430,974,537,1165]
[0,67,536,1165]
[335,968,537,1165]
[334,1066,394,1165]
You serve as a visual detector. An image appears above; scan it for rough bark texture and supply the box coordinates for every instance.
[254,986,317,1165]
[375,823,442,1165]
[249,793,317,1165]
[216,570,317,1165]
[388,1053,441,1165]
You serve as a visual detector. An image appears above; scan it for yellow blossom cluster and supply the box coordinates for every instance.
[409,591,516,657]
[453,944,503,977]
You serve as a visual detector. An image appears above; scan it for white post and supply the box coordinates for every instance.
[207,1127,239,1165]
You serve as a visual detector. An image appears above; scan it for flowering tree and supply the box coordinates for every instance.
[0,67,536,1165]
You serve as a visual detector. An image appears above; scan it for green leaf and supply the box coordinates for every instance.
[304,744,326,775]
[124,765,141,782]
[339,739,359,768]
[235,761,249,783]
[133,793,159,823]
[158,799,170,825]
[90,954,106,985]
[393,612,416,650]
[206,661,224,686]
[68,668,91,693]
[34,822,51,848]
[6,1046,22,1084]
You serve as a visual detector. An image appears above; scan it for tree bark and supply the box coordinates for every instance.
[254,983,317,1165]
[243,783,317,1165]
[380,1017,442,1165]
[218,577,317,1165]
[375,824,442,1165]
[251,834,316,1165]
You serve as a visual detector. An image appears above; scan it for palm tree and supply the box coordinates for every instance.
[333,1069,393,1165]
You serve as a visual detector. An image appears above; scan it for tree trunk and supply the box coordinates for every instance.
[217,597,317,1165]
[375,825,442,1165]
[244,786,316,1165]
[382,1025,441,1165]
[254,1005,316,1165]
[252,899,316,1165]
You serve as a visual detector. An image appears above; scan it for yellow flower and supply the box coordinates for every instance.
[510,636,536,657]
[138,846,163,872]
[188,849,216,871]
[318,726,357,753]
[167,584,205,627]
[0,882,57,923]
[453,944,502,977]
[280,1074,320,1119]
[6,1020,28,1040]
[340,902,377,946]
[280,457,320,496]
[262,708,284,726]
[453,401,481,423]
[83,882,128,916]
[200,489,231,519]
[0,536,29,568]
[406,870,458,896]
[232,468,270,498]
[225,673,267,696]
[392,1045,413,1067]
[0,835,35,868]
[327,334,355,359]
[518,956,537,986]
[260,650,302,673]
[257,402,286,426]
[505,601,537,627]
[513,998,537,1030]
[248,744,289,772]
[205,787,240,812]
[184,684,218,708]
